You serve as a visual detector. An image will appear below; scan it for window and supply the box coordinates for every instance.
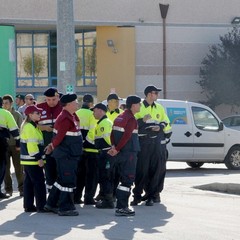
[192,107,219,131]
[16,30,97,91]
[17,33,49,87]
[75,31,97,86]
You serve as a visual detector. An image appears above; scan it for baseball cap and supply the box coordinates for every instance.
[93,103,107,112]
[16,94,25,100]
[83,94,94,103]
[144,85,162,96]
[107,93,122,101]
[25,105,43,115]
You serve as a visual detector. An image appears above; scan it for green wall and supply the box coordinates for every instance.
[0,25,16,98]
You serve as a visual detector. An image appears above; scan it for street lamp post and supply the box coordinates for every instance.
[159,3,169,99]
[57,0,76,94]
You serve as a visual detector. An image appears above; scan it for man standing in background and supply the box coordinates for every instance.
[2,95,23,197]
[37,87,62,192]
[15,94,25,110]
[131,85,172,206]
[0,96,20,199]
[18,94,35,119]
[74,94,98,205]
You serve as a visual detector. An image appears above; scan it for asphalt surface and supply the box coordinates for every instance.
[0,162,240,240]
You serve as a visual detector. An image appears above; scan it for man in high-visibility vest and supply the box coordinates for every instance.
[74,94,98,205]
[131,85,172,206]
[2,94,23,197]
[92,103,113,209]
[0,96,20,199]
[106,93,123,123]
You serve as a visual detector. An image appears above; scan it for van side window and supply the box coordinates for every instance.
[192,107,219,131]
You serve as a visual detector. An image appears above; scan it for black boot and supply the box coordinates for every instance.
[96,194,114,209]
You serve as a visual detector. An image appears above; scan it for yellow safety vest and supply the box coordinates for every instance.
[135,101,172,135]
[95,116,112,150]
[20,122,45,165]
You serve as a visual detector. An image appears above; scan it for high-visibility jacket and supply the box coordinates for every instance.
[20,121,45,165]
[0,108,20,147]
[106,108,123,123]
[135,100,172,140]
[76,107,96,139]
[95,115,112,150]
[76,106,98,153]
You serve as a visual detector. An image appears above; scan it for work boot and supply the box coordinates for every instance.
[0,192,10,199]
[115,207,135,216]
[130,198,141,206]
[95,200,114,209]
[153,194,161,203]
[44,204,58,214]
[84,198,97,205]
[141,194,148,202]
[96,193,114,209]
[58,210,79,216]
[94,194,104,201]
[145,198,154,206]
[24,206,37,212]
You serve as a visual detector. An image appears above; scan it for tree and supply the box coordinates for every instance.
[198,27,240,109]
[23,53,45,77]
[85,38,96,75]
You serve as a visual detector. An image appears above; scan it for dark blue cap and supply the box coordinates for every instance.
[60,93,77,104]
[93,103,107,112]
[44,87,59,97]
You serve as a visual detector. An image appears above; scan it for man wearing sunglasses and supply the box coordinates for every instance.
[18,94,35,119]
[131,85,172,207]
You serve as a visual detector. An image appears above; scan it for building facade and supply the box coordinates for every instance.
[0,0,239,114]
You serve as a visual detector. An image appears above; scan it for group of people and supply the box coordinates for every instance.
[0,84,172,217]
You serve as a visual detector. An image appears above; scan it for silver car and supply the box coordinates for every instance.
[221,115,240,130]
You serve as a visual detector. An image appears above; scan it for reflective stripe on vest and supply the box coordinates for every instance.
[21,139,44,144]
[83,148,99,153]
[113,126,138,134]
[53,129,81,136]
[38,119,56,125]
[95,133,111,139]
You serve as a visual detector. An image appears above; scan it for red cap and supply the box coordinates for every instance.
[24,105,43,115]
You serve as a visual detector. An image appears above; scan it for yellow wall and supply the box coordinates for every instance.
[96,26,135,101]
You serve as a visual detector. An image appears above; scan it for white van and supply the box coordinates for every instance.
[103,98,240,170]
[157,99,240,170]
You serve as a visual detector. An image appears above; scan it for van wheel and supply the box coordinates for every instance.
[186,162,204,169]
[225,146,240,170]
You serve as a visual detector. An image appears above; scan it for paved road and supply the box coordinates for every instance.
[0,162,239,240]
